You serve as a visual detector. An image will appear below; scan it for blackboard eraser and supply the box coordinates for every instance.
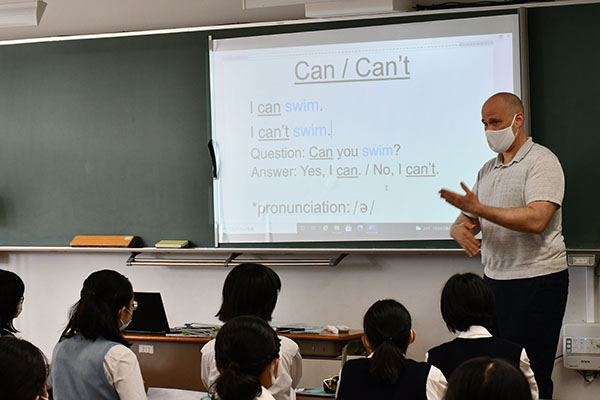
[70,235,136,247]
[155,240,190,248]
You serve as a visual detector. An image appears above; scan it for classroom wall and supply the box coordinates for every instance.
[2,251,598,399]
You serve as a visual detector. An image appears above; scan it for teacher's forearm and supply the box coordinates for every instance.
[474,203,554,234]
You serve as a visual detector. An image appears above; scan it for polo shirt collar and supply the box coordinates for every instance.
[494,137,534,168]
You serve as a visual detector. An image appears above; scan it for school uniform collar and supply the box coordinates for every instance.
[256,386,276,400]
[494,137,534,168]
[457,325,492,339]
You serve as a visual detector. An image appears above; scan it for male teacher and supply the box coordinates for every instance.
[440,92,568,399]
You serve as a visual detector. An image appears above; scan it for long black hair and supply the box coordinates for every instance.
[363,299,412,385]
[215,315,281,400]
[0,336,47,400]
[445,357,532,400]
[216,263,281,323]
[441,273,494,333]
[0,269,25,336]
[61,269,133,346]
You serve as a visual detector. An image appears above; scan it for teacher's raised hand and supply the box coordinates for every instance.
[439,182,481,216]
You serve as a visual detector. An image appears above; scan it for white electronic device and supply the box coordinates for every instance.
[563,323,600,370]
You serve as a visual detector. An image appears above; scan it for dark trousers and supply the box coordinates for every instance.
[485,269,569,400]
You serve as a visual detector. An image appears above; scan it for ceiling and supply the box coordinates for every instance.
[0,0,522,41]
[0,0,311,41]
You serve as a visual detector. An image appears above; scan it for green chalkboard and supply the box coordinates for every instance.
[0,4,597,249]
[0,33,214,247]
[527,3,600,249]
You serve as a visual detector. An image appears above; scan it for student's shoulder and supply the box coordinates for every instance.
[105,343,139,365]
[489,336,523,351]
[404,358,433,370]
[278,335,300,354]
[341,357,370,374]
[107,343,136,357]
[201,338,216,355]
[427,339,458,356]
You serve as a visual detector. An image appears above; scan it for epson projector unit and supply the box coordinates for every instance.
[563,324,600,370]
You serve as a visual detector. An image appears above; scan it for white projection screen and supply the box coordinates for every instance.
[210,12,523,244]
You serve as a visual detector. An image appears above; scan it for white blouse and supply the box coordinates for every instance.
[103,345,147,400]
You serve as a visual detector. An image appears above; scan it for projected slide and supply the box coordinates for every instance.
[210,14,521,243]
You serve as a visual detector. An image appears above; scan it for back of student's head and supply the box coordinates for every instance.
[62,269,133,346]
[363,299,413,385]
[216,263,281,323]
[0,336,47,400]
[445,357,532,400]
[441,273,494,333]
[0,269,25,335]
[215,315,281,400]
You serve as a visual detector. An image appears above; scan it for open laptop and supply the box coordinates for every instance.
[124,292,173,334]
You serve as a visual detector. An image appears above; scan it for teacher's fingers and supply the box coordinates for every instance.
[439,188,459,196]
[465,246,481,257]
[460,182,472,194]
[457,231,480,257]
[461,238,480,257]
[439,189,459,202]
[464,222,477,231]
[441,192,464,210]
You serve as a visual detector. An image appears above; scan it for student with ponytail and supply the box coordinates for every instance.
[336,299,447,400]
[201,263,301,400]
[50,269,146,400]
[214,315,281,400]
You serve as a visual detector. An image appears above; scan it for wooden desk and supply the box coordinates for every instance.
[125,330,364,391]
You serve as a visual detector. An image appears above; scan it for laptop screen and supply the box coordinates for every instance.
[124,292,171,334]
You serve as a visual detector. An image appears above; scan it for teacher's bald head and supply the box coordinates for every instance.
[483,92,524,116]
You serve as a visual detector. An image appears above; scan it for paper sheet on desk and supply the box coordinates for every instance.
[147,387,208,400]
[272,322,325,334]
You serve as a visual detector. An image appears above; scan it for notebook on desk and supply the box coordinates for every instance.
[124,292,175,334]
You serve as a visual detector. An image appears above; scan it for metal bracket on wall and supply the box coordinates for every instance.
[126,252,347,268]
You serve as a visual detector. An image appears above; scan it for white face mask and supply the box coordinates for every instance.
[119,308,133,331]
[485,114,518,153]
[119,318,131,331]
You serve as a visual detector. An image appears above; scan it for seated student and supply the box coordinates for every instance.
[201,263,302,400]
[0,269,25,337]
[426,273,538,399]
[445,357,532,400]
[336,299,447,400]
[214,315,281,400]
[0,336,49,400]
[50,269,146,400]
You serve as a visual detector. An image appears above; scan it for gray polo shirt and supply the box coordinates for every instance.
[466,138,567,280]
